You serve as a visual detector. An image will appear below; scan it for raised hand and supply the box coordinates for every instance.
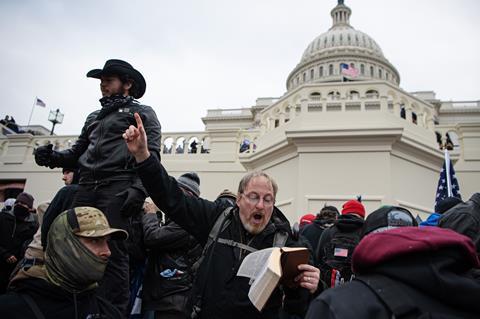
[123,112,150,162]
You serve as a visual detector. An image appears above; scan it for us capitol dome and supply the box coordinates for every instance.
[287,0,400,91]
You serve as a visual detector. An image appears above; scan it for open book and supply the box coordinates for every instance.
[237,247,309,311]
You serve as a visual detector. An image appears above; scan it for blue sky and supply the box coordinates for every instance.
[1,0,479,134]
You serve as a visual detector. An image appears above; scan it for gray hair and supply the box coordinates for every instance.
[237,171,278,197]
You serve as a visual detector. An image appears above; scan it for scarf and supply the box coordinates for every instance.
[44,213,107,293]
[97,94,133,120]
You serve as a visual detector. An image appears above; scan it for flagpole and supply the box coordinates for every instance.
[444,149,453,197]
[27,97,37,127]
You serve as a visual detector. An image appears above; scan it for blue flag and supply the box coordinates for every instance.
[435,150,461,206]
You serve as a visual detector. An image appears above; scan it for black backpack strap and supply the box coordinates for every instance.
[355,274,423,319]
[217,238,258,252]
[191,206,233,272]
[190,206,233,318]
[18,293,46,319]
[273,230,288,248]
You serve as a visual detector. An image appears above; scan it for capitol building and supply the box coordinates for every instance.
[1,1,479,221]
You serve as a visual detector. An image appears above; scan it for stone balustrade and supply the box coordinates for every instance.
[258,81,437,134]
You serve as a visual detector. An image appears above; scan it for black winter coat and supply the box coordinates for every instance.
[142,213,202,313]
[0,277,121,319]
[438,192,480,252]
[137,155,311,319]
[299,218,334,264]
[0,212,37,264]
[51,99,161,185]
[41,184,79,248]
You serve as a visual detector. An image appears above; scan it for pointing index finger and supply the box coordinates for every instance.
[134,112,143,128]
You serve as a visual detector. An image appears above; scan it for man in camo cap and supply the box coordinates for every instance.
[0,207,127,318]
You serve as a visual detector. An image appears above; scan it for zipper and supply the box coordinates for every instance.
[92,117,106,181]
[12,217,16,238]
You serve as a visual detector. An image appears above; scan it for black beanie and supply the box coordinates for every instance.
[363,206,417,236]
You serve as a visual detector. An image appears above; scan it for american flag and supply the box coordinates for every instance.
[340,63,359,78]
[435,150,461,205]
[35,97,46,107]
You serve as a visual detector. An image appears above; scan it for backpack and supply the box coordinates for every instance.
[319,226,362,287]
[356,274,477,319]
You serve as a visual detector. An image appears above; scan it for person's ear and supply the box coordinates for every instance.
[123,81,132,92]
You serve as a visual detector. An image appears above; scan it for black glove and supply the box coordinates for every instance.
[118,187,145,217]
[34,144,53,167]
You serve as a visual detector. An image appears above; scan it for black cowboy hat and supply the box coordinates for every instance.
[86,59,146,98]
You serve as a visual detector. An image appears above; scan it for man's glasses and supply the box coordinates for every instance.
[241,192,275,207]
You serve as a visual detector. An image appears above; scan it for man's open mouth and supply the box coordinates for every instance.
[253,213,263,223]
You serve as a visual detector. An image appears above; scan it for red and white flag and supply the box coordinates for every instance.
[340,63,359,78]
[35,97,46,107]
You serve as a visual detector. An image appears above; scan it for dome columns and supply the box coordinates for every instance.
[331,1,352,28]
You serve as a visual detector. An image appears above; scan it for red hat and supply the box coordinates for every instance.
[341,200,365,218]
[299,213,316,228]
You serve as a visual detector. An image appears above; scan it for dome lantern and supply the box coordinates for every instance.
[330,0,352,28]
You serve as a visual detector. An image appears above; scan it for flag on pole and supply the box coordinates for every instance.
[435,149,461,207]
[340,63,359,78]
[35,97,46,107]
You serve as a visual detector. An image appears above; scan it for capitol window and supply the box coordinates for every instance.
[379,69,383,79]
[370,66,374,76]
[360,64,365,75]
[328,91,340,100]
[366,90,379,99]
[310,69,314,79]
[319,66,324,76]
[329,64,333,75]
[349,90,360,99]
[303,72,306,82]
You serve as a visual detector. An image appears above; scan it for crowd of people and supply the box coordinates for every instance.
[0,59,478,319]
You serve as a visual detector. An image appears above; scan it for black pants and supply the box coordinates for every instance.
[0,263,15,294]
[72,180,134,316]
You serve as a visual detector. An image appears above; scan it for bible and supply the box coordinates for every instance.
[237,247,309,311]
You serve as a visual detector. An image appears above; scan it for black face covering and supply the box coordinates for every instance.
[13,205,30,220]
[96,94,133,120]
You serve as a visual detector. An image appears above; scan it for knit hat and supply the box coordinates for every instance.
[177,172,200,197]
[363,206,417,236]
[341,200,365,218]
[15,192,34,209]
[434,196,463,214]
[299,214,316,228]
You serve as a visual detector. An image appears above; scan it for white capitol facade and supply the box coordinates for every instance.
[1,1,479,221]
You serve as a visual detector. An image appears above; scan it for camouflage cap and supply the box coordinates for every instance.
[69,207,128,240]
